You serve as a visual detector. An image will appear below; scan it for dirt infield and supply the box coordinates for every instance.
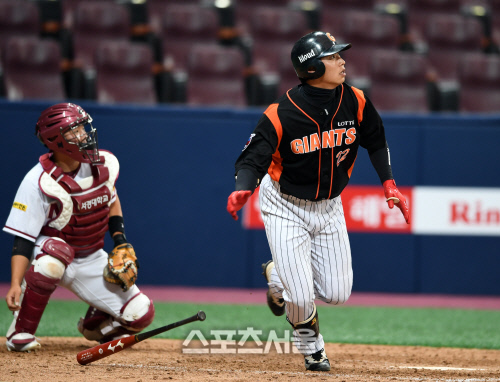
[1,337,499,382]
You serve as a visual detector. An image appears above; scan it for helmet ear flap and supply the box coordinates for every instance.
[306,59,325,80]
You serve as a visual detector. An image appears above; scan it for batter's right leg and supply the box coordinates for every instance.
[289,306,330,371]
[6,238,74,352]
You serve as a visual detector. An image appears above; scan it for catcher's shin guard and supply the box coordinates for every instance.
[11,239,74,338]
[6,282,41,352]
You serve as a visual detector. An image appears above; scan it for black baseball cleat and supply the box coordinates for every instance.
[304,348,331,371]
[261,260,285,316]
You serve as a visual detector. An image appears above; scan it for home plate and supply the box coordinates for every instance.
[397,366,486,371]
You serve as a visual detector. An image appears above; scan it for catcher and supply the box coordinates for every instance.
[3,103,155,352]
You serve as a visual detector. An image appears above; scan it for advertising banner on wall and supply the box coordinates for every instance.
[412,187,500,236]
[243,185,500,236]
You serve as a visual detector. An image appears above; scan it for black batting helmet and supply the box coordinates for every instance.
[291,31,351,80]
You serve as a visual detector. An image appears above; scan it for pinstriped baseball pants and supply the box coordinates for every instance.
[259,174,353,355]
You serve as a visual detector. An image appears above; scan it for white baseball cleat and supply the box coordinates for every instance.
[6,332,41,352]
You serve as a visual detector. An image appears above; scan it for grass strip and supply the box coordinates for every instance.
[1,301,499,349]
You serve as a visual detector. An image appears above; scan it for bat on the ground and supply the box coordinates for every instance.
[76,310,206,365]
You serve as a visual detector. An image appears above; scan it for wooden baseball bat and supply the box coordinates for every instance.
[76,310,206,365]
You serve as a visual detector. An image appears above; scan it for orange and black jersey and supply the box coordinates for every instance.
[235,83,391,201]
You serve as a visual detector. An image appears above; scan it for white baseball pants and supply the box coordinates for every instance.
[259,174,353,355]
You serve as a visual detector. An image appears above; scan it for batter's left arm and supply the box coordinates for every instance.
[361,98,410,224]
[227,115,278,221]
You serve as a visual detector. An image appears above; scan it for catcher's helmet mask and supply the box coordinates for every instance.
[291,31,352,80]
[36,103,100,164]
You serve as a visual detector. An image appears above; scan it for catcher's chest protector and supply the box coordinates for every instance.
[38,151,119,257]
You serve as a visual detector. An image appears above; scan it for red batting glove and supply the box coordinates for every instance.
[383,179,410,224]
[227,190,252,221]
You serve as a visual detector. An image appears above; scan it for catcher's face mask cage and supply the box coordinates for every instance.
[61,116,100,164]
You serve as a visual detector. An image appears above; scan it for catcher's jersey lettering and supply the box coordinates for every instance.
[78,194,110,211]
[290,128,357,154]
[13,202,27,212]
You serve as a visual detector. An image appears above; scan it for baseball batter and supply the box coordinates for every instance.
[227,32,410,371]
[3,103,155,352]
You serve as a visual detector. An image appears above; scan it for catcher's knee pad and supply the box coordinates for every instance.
[35,238,75,279]
[120,293,155,331]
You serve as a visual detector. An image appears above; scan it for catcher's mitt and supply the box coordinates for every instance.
[103,243,139,291]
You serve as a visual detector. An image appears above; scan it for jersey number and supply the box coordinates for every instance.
[336,149,350,166]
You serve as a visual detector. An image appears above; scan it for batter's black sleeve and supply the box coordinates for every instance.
[369,142,394,184]
[235,168,259,191]
[358,96,388,153]
[234,114,279,190]
[357,94,394,183]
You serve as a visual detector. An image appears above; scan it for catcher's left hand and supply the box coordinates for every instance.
[103,243,139,291]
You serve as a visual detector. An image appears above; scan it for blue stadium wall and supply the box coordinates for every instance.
[1,100,499,295]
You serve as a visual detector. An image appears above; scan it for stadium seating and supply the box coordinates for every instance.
[71,2,130,72]
[322,0,375,12]
[0,0,498,112]
[68,1,131,99]
[147,0,203,33]
[326,10,400,88]
[277,44,301,95]
[409,0,461,14]
[458,52,500,113]
[423,14,483,80]
[321,0,376,30]
[159,4,219,71]
[61,0,115,29]
[186,43,246,106]
[368,49,430,112]
[234,0,290,34]
[0,0,40,48]
[248,6,309,73]
[2,36,65,101]
[94,41,156,105]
